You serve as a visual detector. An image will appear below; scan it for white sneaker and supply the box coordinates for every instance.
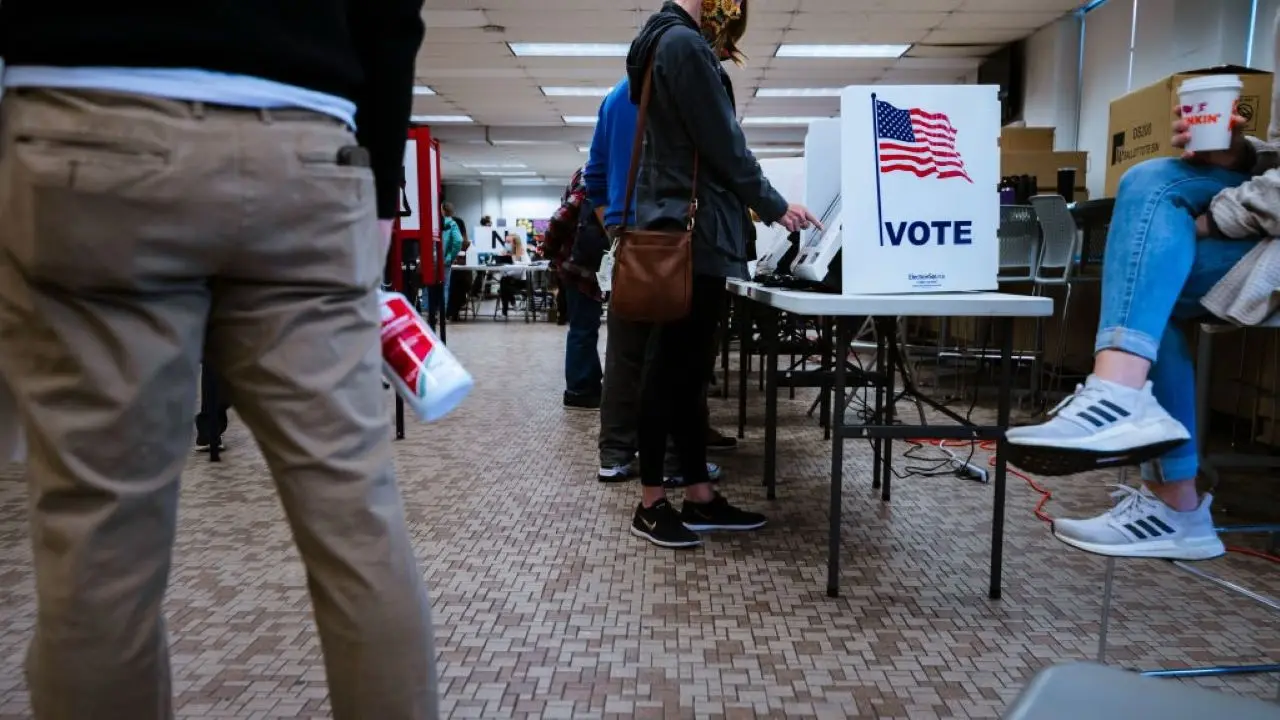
[1053,485,1225,561]
[1006,375,1190,475]
[597,462,634,483]
[663,463,723,488]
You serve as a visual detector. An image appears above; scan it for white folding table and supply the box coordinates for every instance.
[725,279,1053,600]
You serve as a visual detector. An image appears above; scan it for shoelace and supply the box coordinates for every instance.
[1047,381,1113,430]
[1105,484,1158,524]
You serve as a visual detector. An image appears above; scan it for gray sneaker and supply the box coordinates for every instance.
[1006,375,1189,476]
[1054,485,1224,561]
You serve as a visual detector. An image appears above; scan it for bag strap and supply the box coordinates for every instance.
[620,60,700,235]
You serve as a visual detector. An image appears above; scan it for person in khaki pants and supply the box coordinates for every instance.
[0,3,438,719]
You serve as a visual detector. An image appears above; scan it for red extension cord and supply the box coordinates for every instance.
[906,438,1280,565]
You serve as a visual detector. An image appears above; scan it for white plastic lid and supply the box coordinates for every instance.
[1179,74,1244,95]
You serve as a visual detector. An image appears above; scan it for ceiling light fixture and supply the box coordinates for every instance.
[562,115,597,125]
[542,86,612,97]
[509,42,628,57]
[577,145,592,153]
[413,85,436,95]
[479,170,538,177]
[741,116,833,126]
[755,87,843,98]
[461,162,527,169]
[775,44,909,59]
[410,114,473,123]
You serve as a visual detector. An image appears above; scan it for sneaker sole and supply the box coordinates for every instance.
[1005,438,1186,477]
[565,404,600,412]
[1007,417,1188,452]
[682,520,767,533]
[1054,530,1226,561]
[598,474,632,483]
[629,525,702,548]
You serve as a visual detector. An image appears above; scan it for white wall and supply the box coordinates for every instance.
[1079,0,1136,195]
[1028,0,1266,195]
[441,181,563,242]
[1022,15,1083,150]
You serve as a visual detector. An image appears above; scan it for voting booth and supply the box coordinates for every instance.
[753,157,805,276]
[387,126,443,293]
[839,85,1000,294]
[793,119,842,287]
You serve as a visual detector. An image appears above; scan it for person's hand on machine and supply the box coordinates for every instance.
[1172,103,1249,169]
[779,203,822,233]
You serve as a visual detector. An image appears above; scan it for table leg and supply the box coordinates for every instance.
[872,323,885,491]
[395,395,406,441]
[205,368,221,463]
[828,316,850,598]
[990,316,1013,600]
[881,317,897,502]
[763,309,780,499]
[737,301,749,440]
[820,317,832,440]
[525,274,535,323]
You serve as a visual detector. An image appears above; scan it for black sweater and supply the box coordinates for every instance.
[0,1,425,219]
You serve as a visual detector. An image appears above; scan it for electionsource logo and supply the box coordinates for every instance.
[908,272,945,288]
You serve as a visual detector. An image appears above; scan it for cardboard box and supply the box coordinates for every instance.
[1000,151,1088,190]
[1105,65,1273,197]
[1000,127,1055,152]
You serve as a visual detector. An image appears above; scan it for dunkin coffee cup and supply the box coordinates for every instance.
[1178,74,1243,152]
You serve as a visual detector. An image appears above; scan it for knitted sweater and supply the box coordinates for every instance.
[1201,8,1280,324]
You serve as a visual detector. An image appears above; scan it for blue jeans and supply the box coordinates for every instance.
[1098,158,1259,482]
[564,283,603,397]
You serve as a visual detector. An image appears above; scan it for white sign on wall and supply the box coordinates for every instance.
[401,140,420,231]
[840,85,1000,294]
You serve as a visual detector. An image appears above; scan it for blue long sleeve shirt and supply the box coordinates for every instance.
[584,77,638,227]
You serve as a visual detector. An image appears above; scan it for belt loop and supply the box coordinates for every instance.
[259,108,274,124]
[191,101,206,120]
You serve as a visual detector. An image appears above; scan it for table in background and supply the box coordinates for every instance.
[726,280,1053,600]
[451,264,551,323]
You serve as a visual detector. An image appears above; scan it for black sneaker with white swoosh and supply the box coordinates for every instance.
[631,499,702,549]
[680,494,767,532]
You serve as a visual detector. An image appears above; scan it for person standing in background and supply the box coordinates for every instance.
[622,0,819,548]
[0,2,439,718]
[428,203,463,328]
[544,167,607,409]
[445,203,470,322]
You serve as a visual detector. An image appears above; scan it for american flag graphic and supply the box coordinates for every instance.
[875,99,972,182]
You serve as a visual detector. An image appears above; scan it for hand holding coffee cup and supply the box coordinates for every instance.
[1173,75,1246,163]
[1172,105,1247,167]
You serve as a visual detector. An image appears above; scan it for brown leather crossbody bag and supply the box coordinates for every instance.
[608,59,698,323]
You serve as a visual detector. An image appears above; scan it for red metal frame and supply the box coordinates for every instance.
[386,126,444,291]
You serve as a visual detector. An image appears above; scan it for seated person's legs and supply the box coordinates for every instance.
[1007,158,1258,560]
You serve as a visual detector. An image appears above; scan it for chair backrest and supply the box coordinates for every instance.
[997,205,1040,279]
[1030,194,1080,280]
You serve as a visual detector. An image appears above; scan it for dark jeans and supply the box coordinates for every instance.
[637,275,723,488]
[194,363,230,443]
[447,270,471,320]
[499,276,521,315]
[564,283,603,397]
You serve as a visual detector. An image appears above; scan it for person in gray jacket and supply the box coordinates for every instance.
[622,0,819,549]
[1006,62,1280,562]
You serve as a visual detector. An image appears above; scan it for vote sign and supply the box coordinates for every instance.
[839,85,1000,294]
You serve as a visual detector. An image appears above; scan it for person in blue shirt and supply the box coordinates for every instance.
[586,75,734,490]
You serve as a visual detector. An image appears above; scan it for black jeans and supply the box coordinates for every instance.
[637,275,723,488]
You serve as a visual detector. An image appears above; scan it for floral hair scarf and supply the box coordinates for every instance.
[701,0,746,62]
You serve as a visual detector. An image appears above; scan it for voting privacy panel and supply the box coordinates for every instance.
[830,85,1001,295]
